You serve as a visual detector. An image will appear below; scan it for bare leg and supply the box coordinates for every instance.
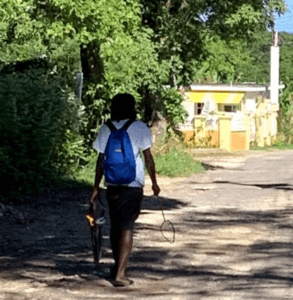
[110,228,133,285]
[115,229,133,281]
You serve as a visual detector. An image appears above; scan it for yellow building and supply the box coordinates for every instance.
[178,84,284,151]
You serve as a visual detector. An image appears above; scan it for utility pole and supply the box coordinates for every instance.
[270,30,281,105]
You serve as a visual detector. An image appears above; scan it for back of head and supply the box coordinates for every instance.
[111,93,137,121]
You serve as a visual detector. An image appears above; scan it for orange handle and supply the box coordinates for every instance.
[86,214,95,227]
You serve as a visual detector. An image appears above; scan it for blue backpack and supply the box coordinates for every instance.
[103,119,136,185]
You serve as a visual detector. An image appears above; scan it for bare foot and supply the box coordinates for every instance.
[113,276,134,287]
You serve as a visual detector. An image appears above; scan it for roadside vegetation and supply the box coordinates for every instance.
[251,143,293,151]
[154,147,205,177]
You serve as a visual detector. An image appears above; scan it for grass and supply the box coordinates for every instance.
[251,142,293,151]
[69,151,103,187]
[153,147,205,177]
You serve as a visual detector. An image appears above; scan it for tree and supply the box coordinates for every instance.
[140,0,287,86]
[234,31,271,84]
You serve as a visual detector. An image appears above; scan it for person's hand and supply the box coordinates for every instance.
[87,187,99,227]
[90,187,100,206]
[152,183,160,196]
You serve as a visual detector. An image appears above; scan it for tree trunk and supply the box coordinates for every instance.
[80,41,104,106]
[80,41,105,148]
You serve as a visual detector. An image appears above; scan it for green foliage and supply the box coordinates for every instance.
[102,28,169,98]
[191,36,252,83]
[48,86,89,176]
[50,129,88,175]
[161,88,188,128]
[279,33,293,83]
[271,141,293,149]
[0,65,65,198]
[154,147,205,177]
[279,81,293,114]
[141,0,287,86]
[236,32,293,85]
[251,141,293,150]
[234,31,271,84]
[71,150,99,186]
[277,102,293,144]
[278,33,293,113]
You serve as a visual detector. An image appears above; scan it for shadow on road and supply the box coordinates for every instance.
[201,162,244,171]
[0,184,187,288]
[187,180,293,192]
[213,181,293,191]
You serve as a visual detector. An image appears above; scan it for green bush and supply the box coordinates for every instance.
[277,103,293,144]
[50,129,88,175]
[0,67,65,198]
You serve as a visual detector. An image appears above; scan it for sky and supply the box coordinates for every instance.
[275,0,293,33]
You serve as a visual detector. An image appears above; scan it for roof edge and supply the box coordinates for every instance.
[188,85,266,92]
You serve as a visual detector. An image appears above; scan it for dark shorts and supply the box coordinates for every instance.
[106,186,143,231]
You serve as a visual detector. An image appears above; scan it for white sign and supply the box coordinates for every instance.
[246,99,256,112]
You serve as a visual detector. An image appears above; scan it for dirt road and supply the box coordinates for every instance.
[1,150,293,299]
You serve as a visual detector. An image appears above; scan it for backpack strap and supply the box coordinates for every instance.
[105,121,116,132]
[121,119,134,131]
[105,119,134,132]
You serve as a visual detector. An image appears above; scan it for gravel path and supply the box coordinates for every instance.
[1,149,293,299]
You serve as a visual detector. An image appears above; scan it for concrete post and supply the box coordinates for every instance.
[271,104,279,143]
[244,113,251,150]
[266,112,272,146]
[271,111,278,143]
[270,32,280,105]
[218,115,232,151]
[256,113,265,147]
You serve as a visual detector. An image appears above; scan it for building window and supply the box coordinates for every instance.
[224,105,237,112]
[196,103,204,114]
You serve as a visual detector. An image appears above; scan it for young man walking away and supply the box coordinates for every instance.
[90,93,160,287]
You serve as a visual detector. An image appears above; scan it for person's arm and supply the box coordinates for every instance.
[143,148,160,196]
[89,153,104,210]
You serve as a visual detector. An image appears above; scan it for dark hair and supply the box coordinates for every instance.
[110,93,137,121]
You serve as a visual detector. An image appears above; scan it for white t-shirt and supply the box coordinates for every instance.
[93,119,152,187]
